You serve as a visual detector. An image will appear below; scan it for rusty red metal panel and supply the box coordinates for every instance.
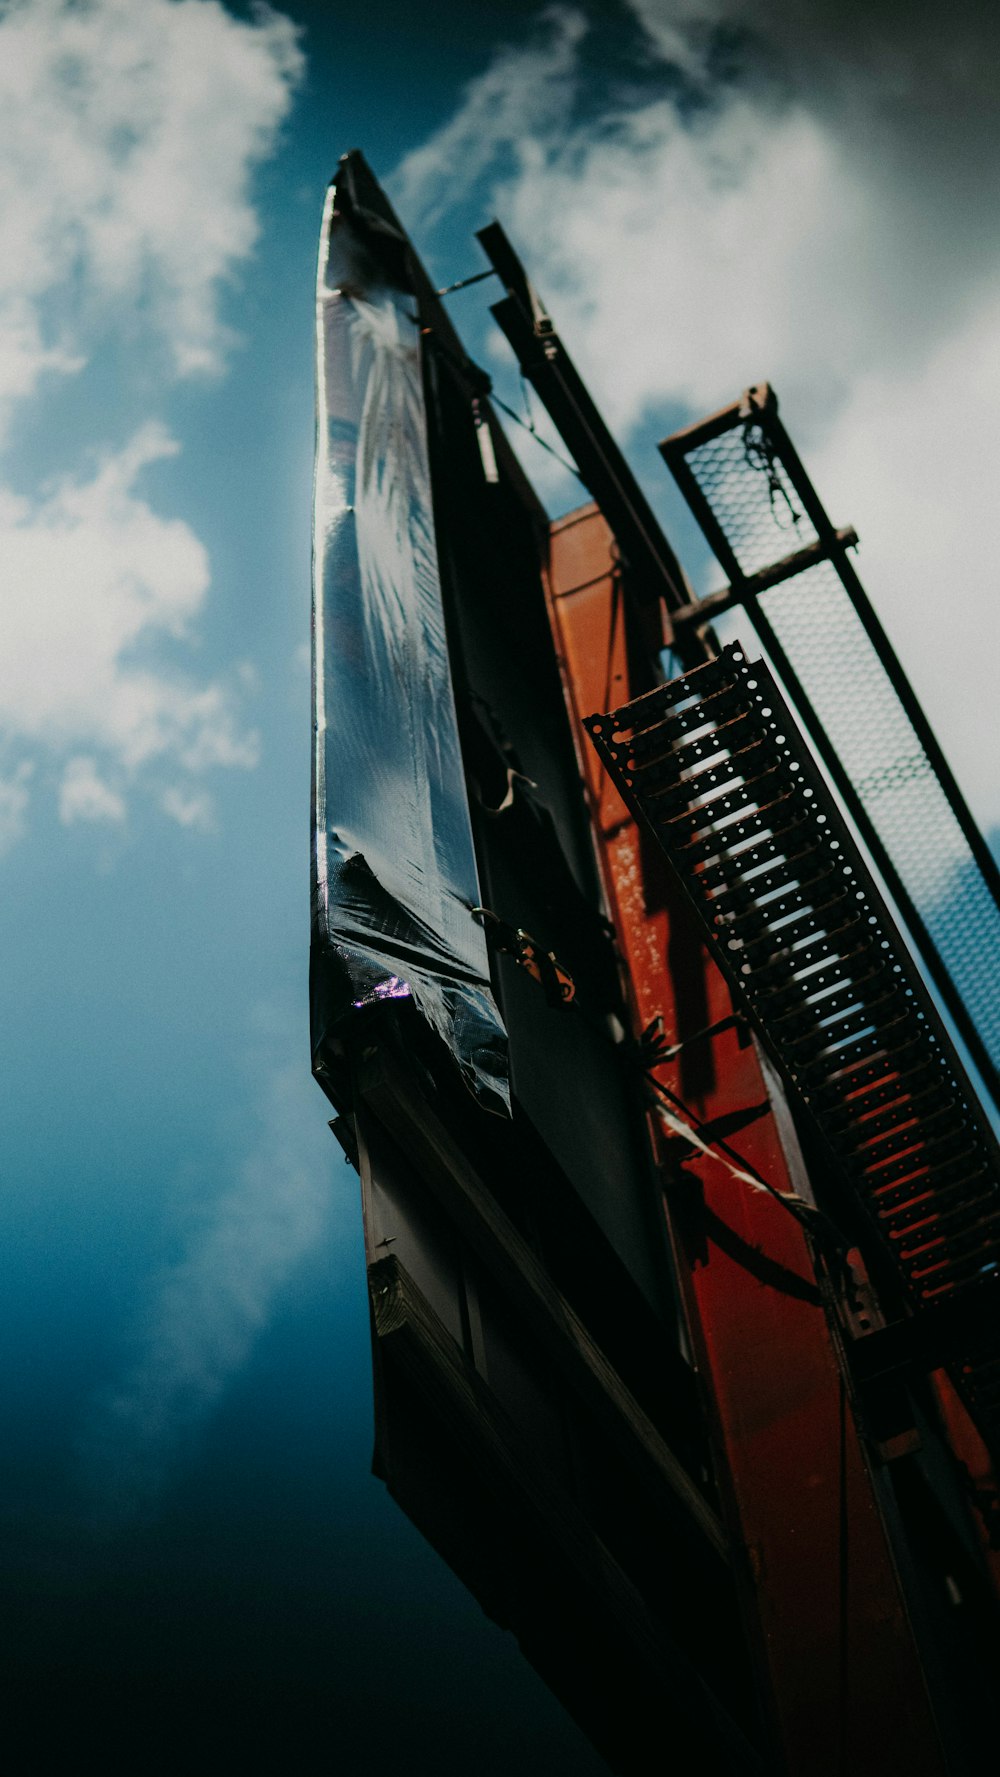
[546,502,946,1777]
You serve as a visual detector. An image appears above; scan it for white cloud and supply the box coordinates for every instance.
[0,423,258,805]
[0,0,303,422]
[161,783,214,829]
[0,0,297,845]
[79,1062,336,1526]
[59,755,126,825]
[390,4,585,238]
[0,760,33,854]
[394,6,1000,831]
[486,94,872,433]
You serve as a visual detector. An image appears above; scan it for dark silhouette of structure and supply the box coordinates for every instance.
[311,151,1000,1775]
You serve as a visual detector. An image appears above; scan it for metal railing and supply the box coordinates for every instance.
[661,386,1000,1116]
[586,645,1000,1451]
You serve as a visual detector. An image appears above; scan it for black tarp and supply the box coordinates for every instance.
[311,164,508,1113]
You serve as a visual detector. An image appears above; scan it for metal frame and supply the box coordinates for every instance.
[356,1043,727,1558]
[660,386,1000,1113]
[354,1042,766,1776]
[476,222,692,629]
[547,506,950,1777]
[585,643,1000,1458]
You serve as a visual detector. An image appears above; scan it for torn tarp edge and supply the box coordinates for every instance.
[310,160,509,1114]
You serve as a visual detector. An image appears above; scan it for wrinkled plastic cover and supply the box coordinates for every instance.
[311,171,509,1113]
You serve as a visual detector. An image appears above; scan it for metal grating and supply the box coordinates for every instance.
[758,564,1000,1076]
[584,645,1000,1326]
[682,419,819,577]
[662,392,1000,1116]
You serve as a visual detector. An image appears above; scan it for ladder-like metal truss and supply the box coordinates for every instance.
[585,646,1000,1447]
[661,388,1000,1116]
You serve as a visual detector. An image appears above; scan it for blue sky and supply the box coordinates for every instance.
[0,0,997,1767]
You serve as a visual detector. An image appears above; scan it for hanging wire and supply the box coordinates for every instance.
[642,1064,849,1261]
[489,389,586,483]
[464,865,849,1274]
[435,268,499,297]
[419,315,585,483]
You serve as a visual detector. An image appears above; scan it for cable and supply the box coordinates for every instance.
[419,316,585,482]
[489,390,586,484]
[642,1064,849,1258]
[435,268,498,296]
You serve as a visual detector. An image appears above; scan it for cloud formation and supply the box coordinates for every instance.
[0,0,302,838]
[79,1061,336,1527]
[0,761,33,855]
[629,0,1000,374]
[0,0,302,419]
[392,5,585,236]
[0,424,258,827]
[59,756,127,826]
[392,3,999,830]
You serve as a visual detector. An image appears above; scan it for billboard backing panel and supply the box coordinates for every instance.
[311,168,508,1112]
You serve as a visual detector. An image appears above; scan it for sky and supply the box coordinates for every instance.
[0,0,996,1769]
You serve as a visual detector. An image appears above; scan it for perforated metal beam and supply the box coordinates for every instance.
[585,645,1000,1451]
[660,387,1000,1114]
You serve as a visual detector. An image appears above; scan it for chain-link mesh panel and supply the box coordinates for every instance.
[683,422,818,577]
[664,400,1000,1110]
[759,565,1000,1079]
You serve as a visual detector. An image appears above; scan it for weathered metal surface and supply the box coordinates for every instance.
[586,645,1000,1312]
[548,504,946,1777]
[355,1055,765,1777]
[311,153,1000,1774]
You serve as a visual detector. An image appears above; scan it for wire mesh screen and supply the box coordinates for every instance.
[759,565,1000,1075]
[664,397,1000,1111]
[683,423,819,577]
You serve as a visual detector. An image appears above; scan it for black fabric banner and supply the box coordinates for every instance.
[311,164,509,1112]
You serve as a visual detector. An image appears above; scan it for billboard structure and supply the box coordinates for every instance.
[312,152,1000,1776]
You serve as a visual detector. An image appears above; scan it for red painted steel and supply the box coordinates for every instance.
[546,503,947,1777]
[929,1369,1000,1595]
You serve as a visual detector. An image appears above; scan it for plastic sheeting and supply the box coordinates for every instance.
[311,163,509,1113]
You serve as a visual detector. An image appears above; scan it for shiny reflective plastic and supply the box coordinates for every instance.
[311,169,508,1111]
